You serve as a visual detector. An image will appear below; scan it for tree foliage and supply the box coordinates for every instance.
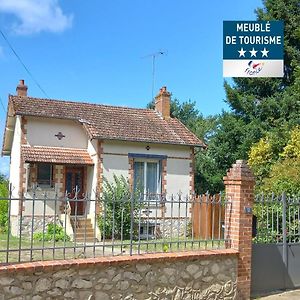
[250,127,300,194]
[0,175,9,232]
[144,0,300,194]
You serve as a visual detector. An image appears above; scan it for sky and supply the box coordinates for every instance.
[0,0,263,176]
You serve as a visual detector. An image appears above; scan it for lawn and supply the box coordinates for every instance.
[0,233,226,264]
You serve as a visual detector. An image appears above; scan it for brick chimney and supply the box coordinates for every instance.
[16,79,28,97]
[155,86,171,119]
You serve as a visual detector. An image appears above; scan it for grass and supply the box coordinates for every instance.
[0,233,226,264]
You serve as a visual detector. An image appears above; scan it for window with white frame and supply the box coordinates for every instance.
[133,160,162,195]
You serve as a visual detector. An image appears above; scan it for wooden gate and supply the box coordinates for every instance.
[191,194,225,240]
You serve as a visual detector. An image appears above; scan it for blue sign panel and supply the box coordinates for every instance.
[223,21,284,77]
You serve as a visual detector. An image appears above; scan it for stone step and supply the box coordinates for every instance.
[74,225,93,230]
[74,238,97,243]
[74,229,94,235]
[75,233,95,238]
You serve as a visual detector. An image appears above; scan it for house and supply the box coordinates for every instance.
[2,80,204,240]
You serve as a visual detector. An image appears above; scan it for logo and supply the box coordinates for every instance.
[244,60,264,76]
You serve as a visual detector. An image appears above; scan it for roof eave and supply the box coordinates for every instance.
[92,135,205,148]
[2,97,16,156]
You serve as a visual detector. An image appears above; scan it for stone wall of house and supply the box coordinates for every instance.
[0,251,237,300]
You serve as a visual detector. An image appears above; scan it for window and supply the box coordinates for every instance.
[133,160,161,195]
[37,164,53,187]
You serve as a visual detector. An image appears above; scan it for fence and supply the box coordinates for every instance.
[0,160,254,299]
[0,188,230,264]
[252,192,300,295]
[253,192,300,245]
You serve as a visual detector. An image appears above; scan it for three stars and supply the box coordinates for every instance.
[237,47,269,58]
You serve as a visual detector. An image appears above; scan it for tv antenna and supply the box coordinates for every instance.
[142,50,167,100]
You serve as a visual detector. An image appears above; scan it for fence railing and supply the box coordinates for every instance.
[253,192,300,244]
[0,190,230,264]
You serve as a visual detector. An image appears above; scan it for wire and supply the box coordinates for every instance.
[0,28,49,98]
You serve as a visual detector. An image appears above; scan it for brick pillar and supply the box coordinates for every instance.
[224,160,255,300]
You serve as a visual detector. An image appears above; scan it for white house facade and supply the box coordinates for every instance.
[2,80,204,240]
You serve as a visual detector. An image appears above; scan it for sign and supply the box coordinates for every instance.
[223,21,284,77]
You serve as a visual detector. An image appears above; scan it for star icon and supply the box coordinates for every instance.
[249,48,258,57]
[261,47,269,58]
[238,47,246,57]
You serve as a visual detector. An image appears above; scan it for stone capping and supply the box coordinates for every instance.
[223,160,255,183]
[0,249,238,274]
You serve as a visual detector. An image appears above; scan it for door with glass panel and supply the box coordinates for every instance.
[65,167,85,215]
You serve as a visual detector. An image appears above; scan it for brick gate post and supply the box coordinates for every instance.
[224,160,255,300]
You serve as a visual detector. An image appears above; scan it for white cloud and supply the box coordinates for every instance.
[0,0,73,35]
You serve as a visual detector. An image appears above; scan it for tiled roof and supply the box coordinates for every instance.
[10,95,204,147]
[21,145,94,165]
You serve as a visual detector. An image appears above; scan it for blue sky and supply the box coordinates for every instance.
[0,0,262,176]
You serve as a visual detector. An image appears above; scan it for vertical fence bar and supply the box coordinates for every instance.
[282,192,288,267]
[191,194,195,250]
[177,193,181,251]
[6,184,12,263]
[154,195,158,253]
[170,194,174,251]
[30,192,36,261]
[129,192,134,256]
[93,198,97,258]
[111,194,116,256]
[42,192,46,260]
[83,194,88,257]
[53,192,57,260]
[184,195,188,250]
[63,194,67,260]
[102,196,106,256]
[218,192,222,248]
[137,194,142,255]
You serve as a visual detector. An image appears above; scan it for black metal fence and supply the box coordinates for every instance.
[0,189,230,264]
[253,192,300,245]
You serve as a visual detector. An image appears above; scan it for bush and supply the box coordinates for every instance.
[0,177,9,233]
[33,223,70,242]
[98,175,140,240]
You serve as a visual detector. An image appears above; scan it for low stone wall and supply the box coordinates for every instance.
[0,250,238,300]
[10,215,62,237]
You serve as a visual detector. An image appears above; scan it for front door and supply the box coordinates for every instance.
[65,167,85,215]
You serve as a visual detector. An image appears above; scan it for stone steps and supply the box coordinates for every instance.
[70,218,96,243]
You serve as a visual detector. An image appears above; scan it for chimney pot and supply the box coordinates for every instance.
[155,86,171,119]
[16,79,28,97]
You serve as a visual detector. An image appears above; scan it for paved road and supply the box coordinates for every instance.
[256,289,300,299]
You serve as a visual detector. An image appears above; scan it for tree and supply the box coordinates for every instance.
[250,126,300,194]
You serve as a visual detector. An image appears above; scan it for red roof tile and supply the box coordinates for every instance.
[21,145,94,165]
[10,95,204,147]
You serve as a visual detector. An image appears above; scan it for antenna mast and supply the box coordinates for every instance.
[142,50,166,100]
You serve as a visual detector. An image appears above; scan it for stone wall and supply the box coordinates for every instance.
[10,215,62,237]
[0,250,237,300]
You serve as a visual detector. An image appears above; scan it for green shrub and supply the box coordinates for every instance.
[0,178,9,233]
[98,175,140,240]
[33,223,70,242]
